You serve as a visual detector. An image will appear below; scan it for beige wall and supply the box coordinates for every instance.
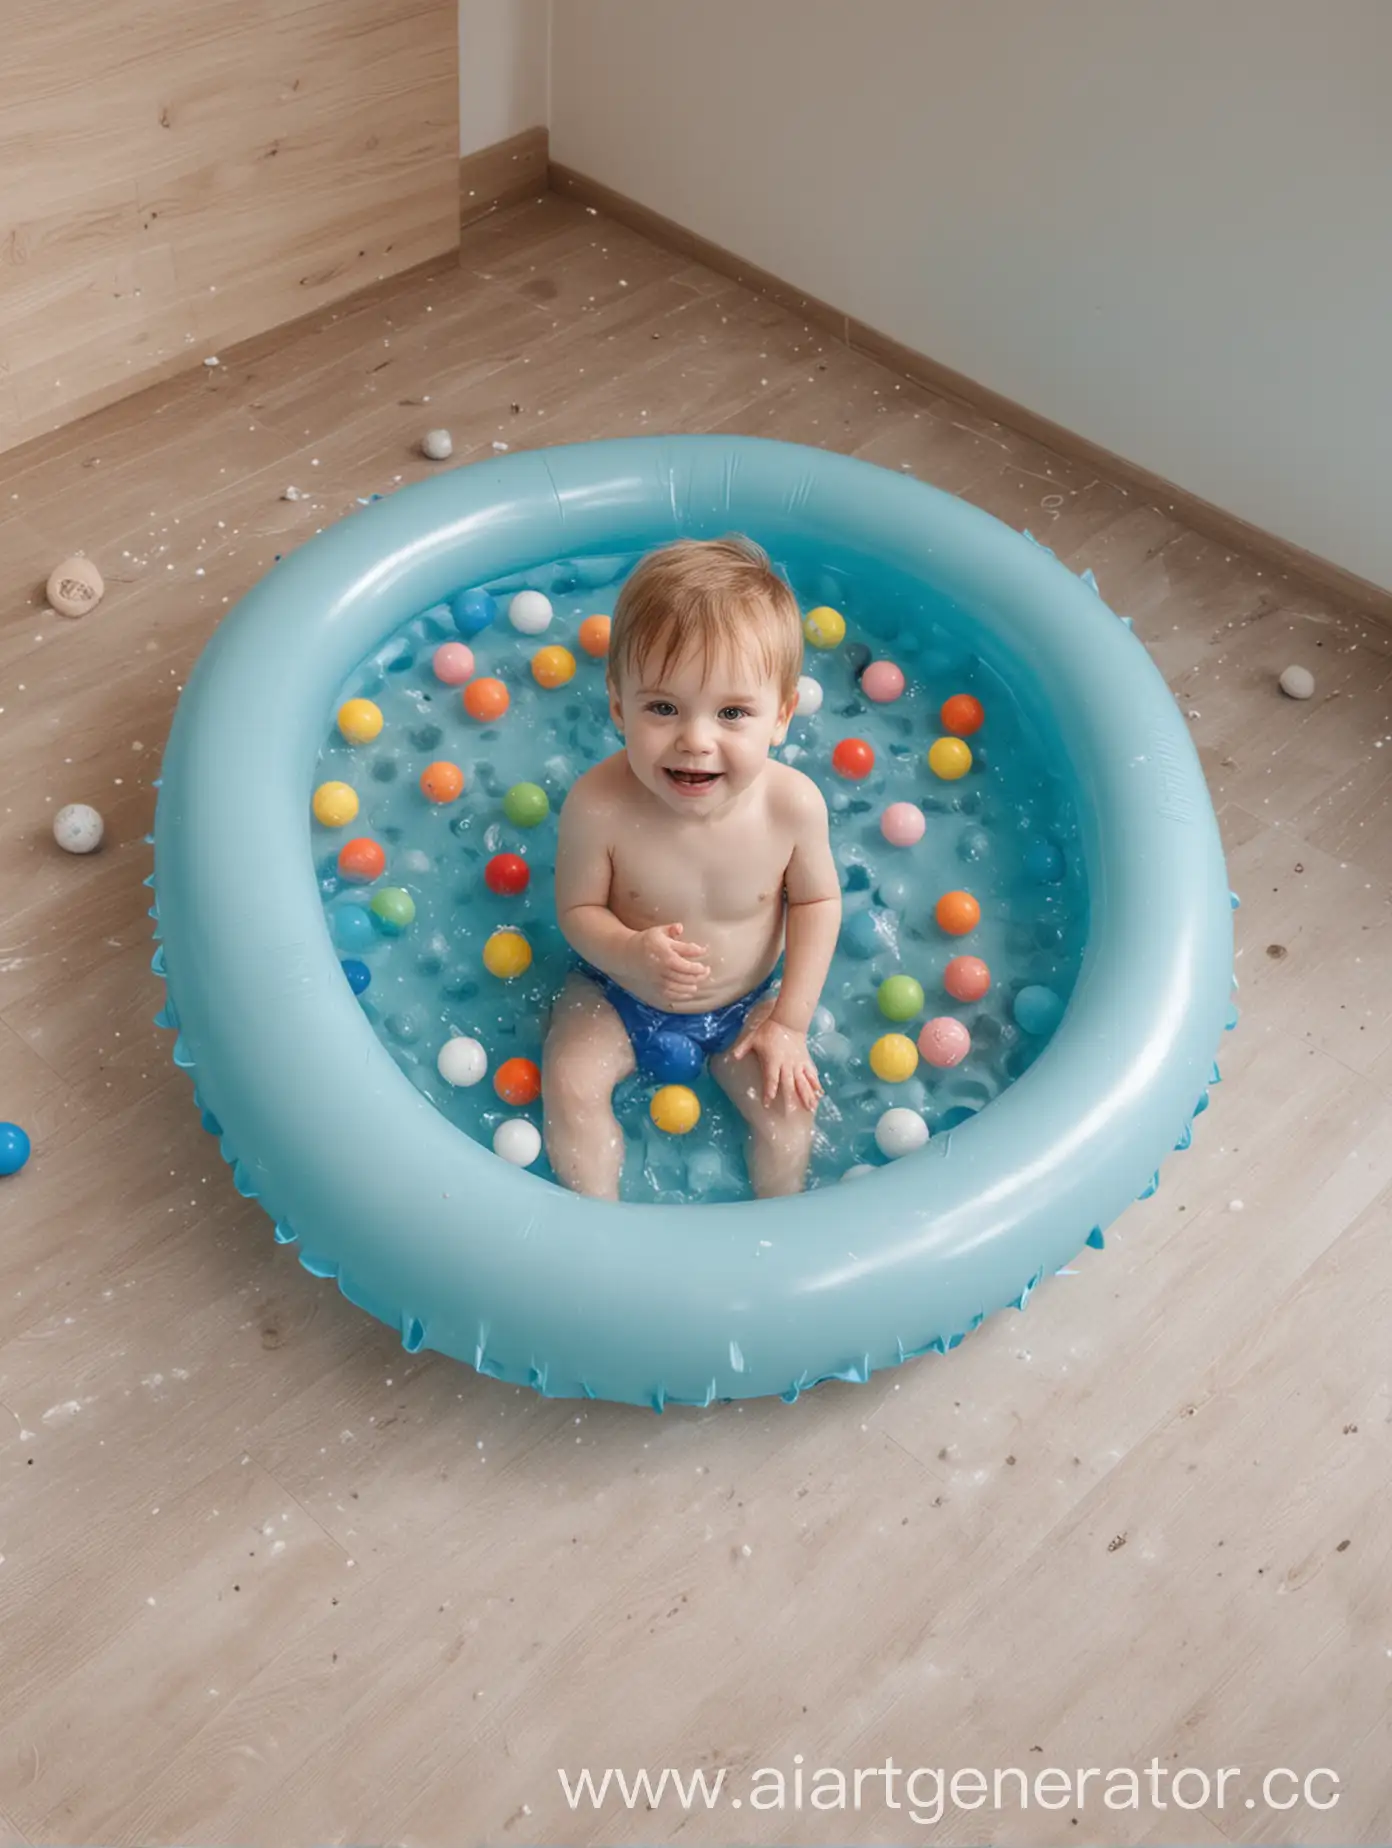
[551,0,1392,591]
[459,0,550,154]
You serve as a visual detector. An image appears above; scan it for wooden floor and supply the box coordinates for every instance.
[2,194,1390,1847]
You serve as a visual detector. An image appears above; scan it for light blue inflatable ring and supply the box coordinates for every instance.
[152,436,1233,1408]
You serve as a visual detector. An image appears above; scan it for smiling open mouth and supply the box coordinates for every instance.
[664,768,722,791]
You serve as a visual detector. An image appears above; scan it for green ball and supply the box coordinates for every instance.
[370,887,416,933]
[878,974,925,1022]
[503,781,550,828]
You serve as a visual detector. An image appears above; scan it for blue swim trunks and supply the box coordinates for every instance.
[573,956,778,1085]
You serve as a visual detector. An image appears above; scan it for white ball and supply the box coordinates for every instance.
[875,1106,930,1159]
[420,428,453,461]
[1279,664,1315,700]
[509,590,553,635]
[795,674,824,716]
[493,1117,541,1166]
[53,803,104,854]
[437,1036,487,1087]
[841,1163,877,1182]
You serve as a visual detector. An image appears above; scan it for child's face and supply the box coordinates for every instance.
[609,637,797,816]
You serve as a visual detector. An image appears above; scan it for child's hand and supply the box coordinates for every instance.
[628,922,711,1006]
[731,1017,823,1113]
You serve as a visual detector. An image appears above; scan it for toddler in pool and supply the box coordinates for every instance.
[543,536,842,1200]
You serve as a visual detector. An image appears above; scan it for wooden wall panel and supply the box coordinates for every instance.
[0,0,459,453]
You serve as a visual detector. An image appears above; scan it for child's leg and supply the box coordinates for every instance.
[541,972,637,1201]
[708,998,817,1199]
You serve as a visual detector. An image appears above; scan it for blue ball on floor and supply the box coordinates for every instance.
[451,587,497,638]
[0,1123,32,1177]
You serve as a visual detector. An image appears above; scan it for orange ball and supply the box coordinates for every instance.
[531,644,577,689]
[420,760,465,803]
[578,613,611,657]
[935,889,981,936]
[941,693,985,737]
[337,837,386,883]
[494,1056,541,1106]
[463,676,509,722]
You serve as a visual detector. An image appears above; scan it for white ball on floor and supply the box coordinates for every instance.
[509,590,553,634]
[875,1106,930,1159]
[53,803,104,854]
[1279,664,1315,700]
[420,428,453,461]
[46,555,104,618]
[493,1117,541,1166]
[841,1163,877,1182]
[437,1036,487,1087]
[795,674,823,716]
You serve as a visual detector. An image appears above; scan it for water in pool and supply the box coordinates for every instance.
[312,550,1089,1203]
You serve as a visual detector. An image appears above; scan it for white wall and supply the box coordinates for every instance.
[459,0,549,155]
[550,0,1392,592]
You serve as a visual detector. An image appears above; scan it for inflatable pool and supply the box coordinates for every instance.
[151,436,1234,1408]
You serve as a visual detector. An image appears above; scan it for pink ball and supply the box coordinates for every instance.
[918,1016,971,1068]
[861,660,906,703]
[943,954,992,1003]
[880,801,926,848]
[433,642,475,686]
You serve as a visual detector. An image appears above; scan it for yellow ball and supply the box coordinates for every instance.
[803,605,846,649]
[337,698,383,745]
[482,928,533,980]
[928,736,973,781]
[312,781,359,827]
[870,1033,920,1082]
[531,644,577,689]
[650,1084,701,1134]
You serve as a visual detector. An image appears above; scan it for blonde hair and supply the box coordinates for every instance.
[608,536,803,702]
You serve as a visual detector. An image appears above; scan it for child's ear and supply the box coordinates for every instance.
[771,690,799,746]
[607,679,624,734]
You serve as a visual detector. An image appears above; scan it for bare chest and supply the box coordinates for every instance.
[609,819,789,928]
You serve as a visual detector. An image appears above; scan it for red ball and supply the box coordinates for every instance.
[485,852,530,896]
[832,736,875,780]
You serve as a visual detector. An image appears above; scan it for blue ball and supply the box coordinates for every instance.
[842,908,891,960]
[0,1123,32,1177]
[450,587,497,638]
[341,958,371,995]
[643,1029,705,1085]
[333,905,376,953]
[1014,984,1065,1038]
[1024,838,1065,884]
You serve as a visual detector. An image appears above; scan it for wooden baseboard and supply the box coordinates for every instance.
[549,159,1392,625]
[460,127,549,231]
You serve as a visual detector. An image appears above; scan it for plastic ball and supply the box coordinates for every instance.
[494,1057,542,1106]
[941,693,985,736]
[53,802,104,854]
[841,1163,877,1182]
[918,1016,971,1068]
[842,909,891,960]
[485,852,530,896]
[578,614,611,657]
[1014,984,1065,1037]
[1279,664,1315,700]
[420,761,465,804]
[420,428,453,460]
[463,676,509,722]
[313,781,359,827]
[944,954,992,1002]
[832,737,875,780]
[795,674,824,715]
[650,1085,701,1134]
[875,1107,930,1159]
[493,1118,542,1166]
[451,588,496,637]
[645,1030,705,1085]
[341,958,371,996]
[337,837,386,882]
[803,605,846,649]
[861,660,905,703]
[509,590,553,635]
[935,890,980,936]
[46,555,104,617]
[0,1123,32,1177]
[437,1036,487,1086]
[332,905,375,952]
[370,887,416,934]
[336,698,383,745]
[503,782,549,827]
[1024,838,1065,884]
[870,1033,919,1082]
[877,974,925,1022]
[483,928,532,979]
[928,737,973,781]
[432,642,475,685]
[531,644,577,690]
[880,802,925,848]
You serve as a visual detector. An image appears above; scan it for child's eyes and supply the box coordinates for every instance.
[719,706,749,721]
[645,701,677,716]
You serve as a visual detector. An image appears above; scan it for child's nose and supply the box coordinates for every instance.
[676,715,716,754]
